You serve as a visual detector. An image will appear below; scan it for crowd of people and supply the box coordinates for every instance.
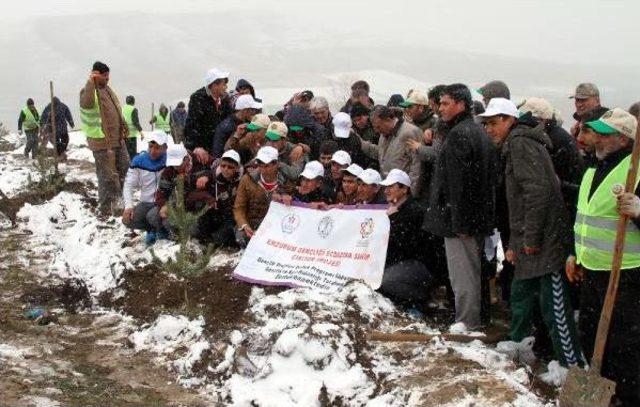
[16,60,640,405]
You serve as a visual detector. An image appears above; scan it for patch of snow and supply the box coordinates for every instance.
[539,360,568,387]
[19,396,61,407]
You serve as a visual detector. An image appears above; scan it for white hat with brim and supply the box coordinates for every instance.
[255,146,279,164]
[478,97,519,118]
[235,94,263,110]
[299,160,325,179]
[204,68,229,88]
[221,149,241,165]
[332,112,352,139]
[331,150,352,166]
[358,168,382,185]
[147,130,169,146]
[166,143,189,166]
[342,163,363,177]
[379,169,411,187]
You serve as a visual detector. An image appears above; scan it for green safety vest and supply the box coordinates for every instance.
[80,91,105,139]
[22,106,39,131]
[575,154,640,270]
[154,113,170,132]
[122,104,139,138]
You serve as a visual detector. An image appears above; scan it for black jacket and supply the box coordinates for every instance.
[386,197,426,267]
[545,119,584,210]
[40,98,74,135]
[213,114,244,158]
[184,87,232,152]
[284,105,327,159]
[424,111,496,238]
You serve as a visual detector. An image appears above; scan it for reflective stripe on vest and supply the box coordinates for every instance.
[122,104,139,138]
[154,113,170,131]
[574,155,640,270]
[22,107,39,130]
[80,91,105,139]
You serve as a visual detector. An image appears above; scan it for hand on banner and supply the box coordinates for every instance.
[310,202,329,210]
[243,225,254,238]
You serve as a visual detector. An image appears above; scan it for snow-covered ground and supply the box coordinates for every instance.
[0,133,562,406]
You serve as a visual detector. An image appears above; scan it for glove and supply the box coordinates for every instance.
[617,193,640,218]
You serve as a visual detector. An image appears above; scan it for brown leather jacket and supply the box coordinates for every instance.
[79,79,128,151]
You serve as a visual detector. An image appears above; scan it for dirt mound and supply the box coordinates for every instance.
[0,180,94,224]
[21,278,92,312]
[101,264,282,338]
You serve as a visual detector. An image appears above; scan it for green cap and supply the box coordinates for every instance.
[398,101,413,108]
[586,119,618,135]
[265,131,282,141]
[247,122,262,132]
[289,125,304,132]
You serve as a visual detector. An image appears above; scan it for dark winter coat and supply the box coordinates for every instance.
[386,197,426,267]
[284,105,327,159]
[545,119,584,213]
[333,130,367,168]
[184,87,232,152]
[423,111,496,238]
[503,122,569,280]
[40,97,74,136]
[212,114,244,158]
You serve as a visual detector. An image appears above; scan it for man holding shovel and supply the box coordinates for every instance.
[79,61,130,216]
[567,108,640,406]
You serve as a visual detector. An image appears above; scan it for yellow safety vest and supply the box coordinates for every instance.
[80,91,105,139]
[154,113,170,132]
[22,107,39,131]
[122,104,139,138]
[575,154,640,270]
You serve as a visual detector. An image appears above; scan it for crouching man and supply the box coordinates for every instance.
[122,131,167,244]
[377,169,432,312]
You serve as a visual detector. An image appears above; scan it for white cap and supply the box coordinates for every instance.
[255,146,279,164]
[380,169,411,187]
[358,168,382,185]
[204,67,229,88]
[166,143,189,166]
[147,130,168,146]
[342,163,363,177]
[332,112,352,139]
[235,94,262,110]
[478,97,519,118]
[221,149,241,165]
[299,160,325,180]
[519,97,554,120]
[331,150,351,166]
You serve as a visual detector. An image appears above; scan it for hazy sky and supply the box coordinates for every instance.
[1,0,639,129]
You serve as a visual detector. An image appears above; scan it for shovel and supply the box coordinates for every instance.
[559,121,640,407]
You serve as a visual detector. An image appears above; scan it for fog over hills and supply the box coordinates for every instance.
[2,0,639,129]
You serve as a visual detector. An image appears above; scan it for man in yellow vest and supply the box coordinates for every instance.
[150,104,171,134]
[17,98,40,159]
[567,107,640,406]
[122,95,143,160]
[79,61,130,216]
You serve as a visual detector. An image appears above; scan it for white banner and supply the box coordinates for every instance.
[233,202,390,291]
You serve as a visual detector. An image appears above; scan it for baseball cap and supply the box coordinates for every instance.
[221,149,241,165]
[478,98,519,118]
[299,160,325,180]
[358,169,382,185]
[247,113,271,131]
[342,164,363,177]
[332,112,352,139]
[518,97,554,120]
[570,83,599,100]
[204,68,229,88]
[399,90,429,107]
[147,130,169,146]
[380,169,411,187]
[331,150,351,166]
[255,146,279,164]
[166,143,189,166]
[265,122,288,141]
[289,125,304,132]
[235,94,262,110]
[477,80,511,100]
[586,108,638,139]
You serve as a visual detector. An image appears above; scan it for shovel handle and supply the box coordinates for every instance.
[591,122,640,374]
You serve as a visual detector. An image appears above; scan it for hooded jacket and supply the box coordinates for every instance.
[284,105,327,159]
[41,97,74,136]
[123,151,166,209]
[504,121,570,279]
